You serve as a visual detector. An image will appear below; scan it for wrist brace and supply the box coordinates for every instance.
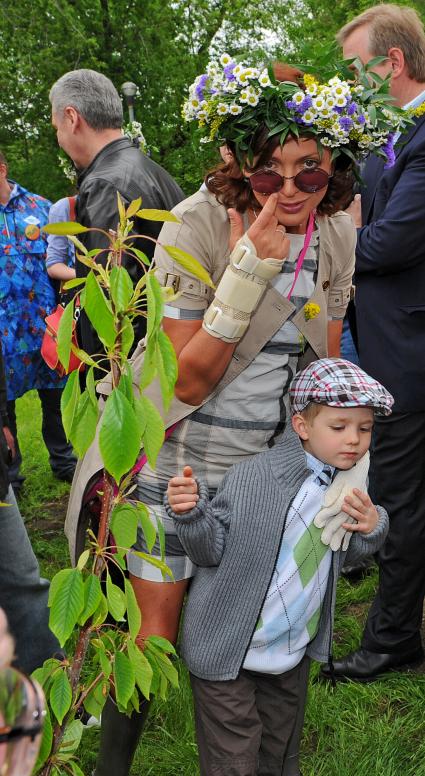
[202,234,284,343]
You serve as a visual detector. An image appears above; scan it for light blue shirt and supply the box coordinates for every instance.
[45,197,75,268]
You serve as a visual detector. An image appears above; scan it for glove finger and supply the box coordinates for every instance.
[342,532,351,551]
[330,526,348,551]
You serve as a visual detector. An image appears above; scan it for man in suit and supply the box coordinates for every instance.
[49,69,184,357]
[321,3,425,682]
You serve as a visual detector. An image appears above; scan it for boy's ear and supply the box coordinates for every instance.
[291,413,310,441]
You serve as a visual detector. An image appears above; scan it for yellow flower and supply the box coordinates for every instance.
[304,302,321,321]
[303,74,318,89]
[408,103,425,118]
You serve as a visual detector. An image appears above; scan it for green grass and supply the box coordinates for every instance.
[16,391,425,776]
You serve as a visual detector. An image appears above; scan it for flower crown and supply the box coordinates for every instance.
[183,54,408,168]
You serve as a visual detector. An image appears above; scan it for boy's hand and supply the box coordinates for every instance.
[167,465,199,514]
[342,489,378,534]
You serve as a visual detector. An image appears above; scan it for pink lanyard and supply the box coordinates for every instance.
[286,210,316,301]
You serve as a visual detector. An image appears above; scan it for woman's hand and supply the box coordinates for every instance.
[341,488,379,534]
[167,465,199,514]
[228,193,290,260]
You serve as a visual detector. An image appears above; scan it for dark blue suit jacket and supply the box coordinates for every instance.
[355,114,425,411]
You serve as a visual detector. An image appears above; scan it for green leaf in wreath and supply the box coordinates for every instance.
[49,568,85,647]
[99,388,141,481]
[114,651,136,709]
[50,669,72,724]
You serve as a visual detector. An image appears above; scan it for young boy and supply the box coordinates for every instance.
[165,358,393,776]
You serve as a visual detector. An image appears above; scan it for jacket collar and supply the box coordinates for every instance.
[395,112,425,157]
[77,136,133,186]
[1,180,27,207]
[267,422,311,492]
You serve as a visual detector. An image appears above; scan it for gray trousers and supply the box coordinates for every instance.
[190,656,310,776]
[0,486,61,673]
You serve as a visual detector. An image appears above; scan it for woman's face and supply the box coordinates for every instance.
[244,137,333,233]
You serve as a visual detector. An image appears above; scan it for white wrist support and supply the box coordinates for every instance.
[202,234,284,343]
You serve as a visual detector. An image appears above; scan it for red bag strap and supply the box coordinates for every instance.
[67,195,77,222]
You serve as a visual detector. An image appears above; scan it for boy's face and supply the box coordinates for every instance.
[292,405,374,469]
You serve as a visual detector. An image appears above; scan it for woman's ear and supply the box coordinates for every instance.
[291,413,310,441]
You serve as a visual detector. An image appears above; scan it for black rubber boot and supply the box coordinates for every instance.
[94,695,151,776]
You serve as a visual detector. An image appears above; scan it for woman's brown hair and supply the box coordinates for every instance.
[205,63,355,216]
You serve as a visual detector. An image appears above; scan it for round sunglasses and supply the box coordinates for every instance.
[248,168,332,195]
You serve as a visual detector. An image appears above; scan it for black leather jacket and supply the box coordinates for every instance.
[0,348,11,500]
[76,137,184,354]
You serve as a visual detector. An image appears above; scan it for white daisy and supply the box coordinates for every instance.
[216,103,229,115]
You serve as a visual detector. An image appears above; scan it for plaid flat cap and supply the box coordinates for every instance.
[289,358,394,416]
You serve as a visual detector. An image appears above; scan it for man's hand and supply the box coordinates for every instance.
[346,193,362,228]
[2,427,15,460]
[167,465,199,513]
[342,488,379,534]
[228,193,290,260]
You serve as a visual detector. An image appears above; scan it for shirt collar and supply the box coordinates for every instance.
[305,451,335,480]
[403,88,425,111]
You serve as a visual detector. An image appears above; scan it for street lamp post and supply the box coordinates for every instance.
[121,81,137,124]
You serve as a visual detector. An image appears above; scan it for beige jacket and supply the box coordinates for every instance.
[65,189,355,563]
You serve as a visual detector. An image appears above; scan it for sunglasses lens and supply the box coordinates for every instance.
[295,169,330,192]
[248,171,283,194]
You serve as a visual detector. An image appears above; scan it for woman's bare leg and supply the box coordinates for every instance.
[130,576,189,647]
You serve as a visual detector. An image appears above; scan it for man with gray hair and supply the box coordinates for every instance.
[321,3,425,683]
[50,68,184,356]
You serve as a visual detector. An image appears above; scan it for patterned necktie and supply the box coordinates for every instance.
[316,465,333,488]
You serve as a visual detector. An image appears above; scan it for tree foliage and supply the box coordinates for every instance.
[8,0,425,200]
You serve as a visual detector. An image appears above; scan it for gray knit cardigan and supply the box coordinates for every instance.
[164,424,389,681]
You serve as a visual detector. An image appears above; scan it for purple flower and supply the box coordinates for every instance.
[224,62,236,81]
[285,99,298,110]
[339,116,353,132]
[357,113,366,125]
[195,74,208,101]
[347,101,358,116]
[383,133,396,169]
[299,95,313,112]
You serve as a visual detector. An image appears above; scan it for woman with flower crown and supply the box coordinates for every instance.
[91,55,405,776]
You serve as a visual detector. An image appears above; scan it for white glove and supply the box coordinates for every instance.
[314,452,370,551]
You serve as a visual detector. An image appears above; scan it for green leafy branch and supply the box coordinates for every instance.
[33,195,212,775]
